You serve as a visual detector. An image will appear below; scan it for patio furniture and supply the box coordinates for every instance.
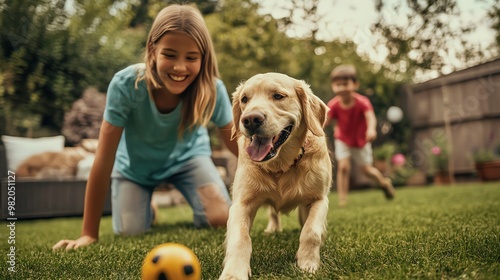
[0,145,112,219]
[0,145,233,219]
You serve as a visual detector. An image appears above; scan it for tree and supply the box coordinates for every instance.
[0,0,410,151]
[0,0,143,137]
[206,0,293,94]
[486,0,500,50]
[371,0,498,81]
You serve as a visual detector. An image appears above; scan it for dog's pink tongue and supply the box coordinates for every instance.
[246,136,272,161]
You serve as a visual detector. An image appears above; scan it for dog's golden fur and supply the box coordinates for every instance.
[220,73,332,279]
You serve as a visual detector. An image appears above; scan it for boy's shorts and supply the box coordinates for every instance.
[334,139,373,165]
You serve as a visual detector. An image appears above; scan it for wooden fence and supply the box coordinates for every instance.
[404,58,500,177]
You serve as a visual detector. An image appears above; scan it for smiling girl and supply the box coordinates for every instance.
[53,4,238,250]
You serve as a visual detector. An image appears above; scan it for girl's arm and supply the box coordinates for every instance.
[53,120,123,250]
[81,121,123,238]
[219,122,238,157]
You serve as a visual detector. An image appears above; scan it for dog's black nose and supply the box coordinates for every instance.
[242,112,265,132]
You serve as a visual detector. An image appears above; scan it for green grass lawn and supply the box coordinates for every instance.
[2,182,499,279]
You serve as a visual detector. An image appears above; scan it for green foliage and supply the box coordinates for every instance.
[0,0,413,149]
[207,0,293,94]
[390,164,415,186]
[2,0,492,154]
[0,0,143,136]
[373,142,397,161]
[3,183,499,279]
[473,149,496,163]
[372,0,498,80]
[209,0,402,119]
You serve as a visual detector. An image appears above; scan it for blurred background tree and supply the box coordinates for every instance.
[0,0,142,137]
[486,0,500,49]
[207,0,290,94]
[0,0,496,153]
[371,0,499,81]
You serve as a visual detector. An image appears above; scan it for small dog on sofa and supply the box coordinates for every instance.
[16,140,95,178]
[219,73,332,279]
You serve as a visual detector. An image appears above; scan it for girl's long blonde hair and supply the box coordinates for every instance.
[136,4,219,137]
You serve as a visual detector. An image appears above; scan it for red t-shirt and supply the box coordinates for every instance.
[327,93,373,148]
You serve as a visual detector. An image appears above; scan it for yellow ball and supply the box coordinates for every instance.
[141,243,201,280]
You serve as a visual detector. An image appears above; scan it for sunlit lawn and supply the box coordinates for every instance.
[1,182,499,279]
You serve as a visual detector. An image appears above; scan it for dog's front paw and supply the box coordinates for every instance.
[297,258,320,273]
[296,249,320,273]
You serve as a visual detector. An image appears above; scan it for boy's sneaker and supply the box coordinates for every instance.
[381,178,395,200]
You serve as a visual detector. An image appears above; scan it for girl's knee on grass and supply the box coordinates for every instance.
[196,183,230,228]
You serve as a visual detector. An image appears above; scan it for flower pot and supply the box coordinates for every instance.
[475,160,500,181]
[434,171,451,185]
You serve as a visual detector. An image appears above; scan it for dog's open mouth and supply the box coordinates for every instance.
[246,124,293,162]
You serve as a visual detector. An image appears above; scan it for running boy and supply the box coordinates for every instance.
[324,65,395,207]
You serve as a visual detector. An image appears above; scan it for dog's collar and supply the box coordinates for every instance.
[292,146,305,167]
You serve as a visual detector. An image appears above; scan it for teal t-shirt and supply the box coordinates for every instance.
[104,64,233,186]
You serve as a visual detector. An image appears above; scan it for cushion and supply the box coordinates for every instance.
[76,154,95,179]
[1,135,65,172]
[81,139,99,153]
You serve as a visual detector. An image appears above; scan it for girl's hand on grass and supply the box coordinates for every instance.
[52,235,96,251]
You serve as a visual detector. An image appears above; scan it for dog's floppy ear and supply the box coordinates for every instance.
[230,81,244,140]
[295,79,327,137]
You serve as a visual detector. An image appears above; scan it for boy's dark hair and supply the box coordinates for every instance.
[330,64,358,82]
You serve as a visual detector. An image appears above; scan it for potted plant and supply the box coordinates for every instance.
[389,153,418,186]
[431,145,451,185]
[473,146,500,181]
[373,143,396,175]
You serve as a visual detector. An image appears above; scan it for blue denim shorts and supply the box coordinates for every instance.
[110,156,231,235]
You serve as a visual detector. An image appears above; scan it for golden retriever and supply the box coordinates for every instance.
[220,73,332,279]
